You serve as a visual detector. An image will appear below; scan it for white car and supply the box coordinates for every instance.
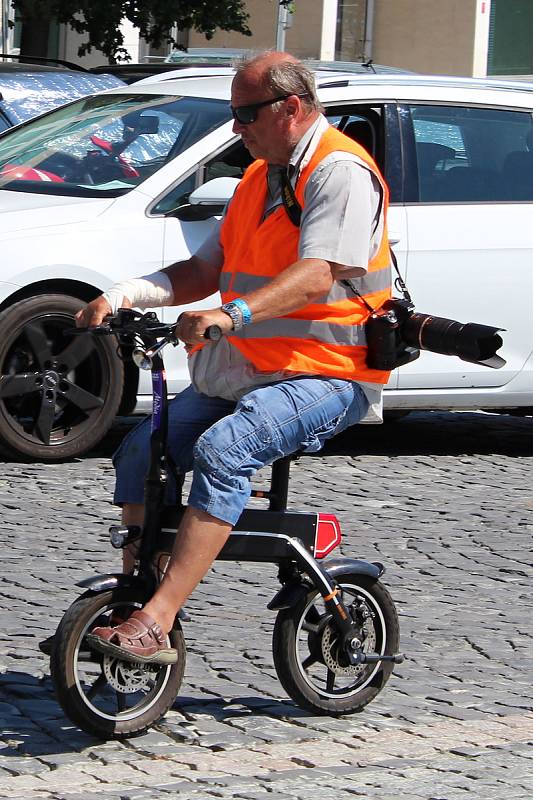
[0,70,532,460]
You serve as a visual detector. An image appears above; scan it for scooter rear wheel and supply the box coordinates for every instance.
[50,588,186,739]
[272,573,399,716]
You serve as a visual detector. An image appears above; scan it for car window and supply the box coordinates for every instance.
[203,140,253,182]
[408,104,533,202]
[0,93,232,198]
[155,103,395,216]
[152,139,253,214]
[325,103,402,202]
[152,172,197,214]
[327,106,383,162]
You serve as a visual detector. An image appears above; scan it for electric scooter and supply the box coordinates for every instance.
[50,309,403,740]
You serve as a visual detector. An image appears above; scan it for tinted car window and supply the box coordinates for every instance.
[409,104,533,202]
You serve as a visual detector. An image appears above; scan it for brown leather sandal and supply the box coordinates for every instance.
[38,609,129,656]
[86,610,178,665]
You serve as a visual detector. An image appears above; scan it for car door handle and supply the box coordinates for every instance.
[388,235,401,245]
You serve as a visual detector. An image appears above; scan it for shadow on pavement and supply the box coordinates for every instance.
[0,671,99,754]
[322,410,533,458]
[1,410,531,465]
[0,670,313,755]
[83,410,533,462]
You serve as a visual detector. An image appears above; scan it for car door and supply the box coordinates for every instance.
[324,101,408,391]
[399,101,533,396]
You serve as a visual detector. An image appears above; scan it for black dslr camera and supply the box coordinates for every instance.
[366,297,505,371]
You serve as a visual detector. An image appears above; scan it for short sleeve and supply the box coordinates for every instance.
[298,155,382,276]
[194,217,224,269]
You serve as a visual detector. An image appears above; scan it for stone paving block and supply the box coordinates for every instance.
[126,757,197,780]
[1,413,533,798]
[0,773,52,796]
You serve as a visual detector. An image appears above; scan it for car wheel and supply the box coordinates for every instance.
[0,294,123,461]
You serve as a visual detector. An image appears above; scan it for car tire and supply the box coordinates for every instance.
[0,293,123,461]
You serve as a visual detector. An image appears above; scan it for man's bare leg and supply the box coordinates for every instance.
[142,506,231,633]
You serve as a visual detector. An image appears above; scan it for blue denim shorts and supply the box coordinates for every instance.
[114,377,369,526]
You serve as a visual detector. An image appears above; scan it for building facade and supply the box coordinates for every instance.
[1,0,532,80]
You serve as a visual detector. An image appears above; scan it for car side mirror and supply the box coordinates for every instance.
[174,177,240,221]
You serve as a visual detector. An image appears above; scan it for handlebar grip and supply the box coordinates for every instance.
[204,325,223,341]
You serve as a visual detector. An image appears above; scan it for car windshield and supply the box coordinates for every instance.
[0,92,232,198]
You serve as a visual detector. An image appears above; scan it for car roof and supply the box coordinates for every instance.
[165,47,249,62]
[131,66,236,85]
[96,57,412,85]
[109,71,533,106]
[0,61,76,74]
[0,54,120,76]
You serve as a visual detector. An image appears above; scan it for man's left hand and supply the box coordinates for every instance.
[176,308,233,345]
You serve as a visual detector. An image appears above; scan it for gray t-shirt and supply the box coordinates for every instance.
[190,115,386,422]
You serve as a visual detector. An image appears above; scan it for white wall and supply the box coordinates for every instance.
[60,19,139,67]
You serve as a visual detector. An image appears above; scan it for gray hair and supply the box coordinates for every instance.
[235,53,323,114]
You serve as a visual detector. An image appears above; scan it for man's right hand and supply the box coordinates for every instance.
[75,295,131,328]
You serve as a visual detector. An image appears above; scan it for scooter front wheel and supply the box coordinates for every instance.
[272,573,399,716]
[50,588,186,739]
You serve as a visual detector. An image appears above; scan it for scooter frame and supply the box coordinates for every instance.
[75,308,402,670]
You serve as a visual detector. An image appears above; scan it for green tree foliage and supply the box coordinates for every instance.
[13,0,251,61]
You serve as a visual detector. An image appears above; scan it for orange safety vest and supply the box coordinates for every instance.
[212,125,391,383]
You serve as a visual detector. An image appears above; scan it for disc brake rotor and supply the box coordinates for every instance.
[321,617,377,677]
[103,656,160,694]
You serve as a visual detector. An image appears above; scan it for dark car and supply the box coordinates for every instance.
[89,50,243,84]
[0,58,125,132]
[89,50,412,84]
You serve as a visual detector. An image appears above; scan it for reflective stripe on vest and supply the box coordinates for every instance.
[213,126,392,383]
[219,268,392,299]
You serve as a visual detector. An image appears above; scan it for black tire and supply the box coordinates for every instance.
[272,574,399,716]
[0,294,123,461]
[50,588,186,740]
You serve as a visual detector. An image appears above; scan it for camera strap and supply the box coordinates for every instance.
[279,167,413,312]
[280,169,302,227]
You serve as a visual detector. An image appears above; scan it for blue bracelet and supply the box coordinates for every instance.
[231,297,252,325]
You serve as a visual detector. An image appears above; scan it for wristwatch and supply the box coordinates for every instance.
[220,301,244,331]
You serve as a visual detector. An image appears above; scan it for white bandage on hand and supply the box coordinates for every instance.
[102,272,174,313]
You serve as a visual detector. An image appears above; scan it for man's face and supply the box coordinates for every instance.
[230,74,290,164]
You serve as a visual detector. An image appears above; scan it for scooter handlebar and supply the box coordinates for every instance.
[67,310,224,344]
[204,325,223,341]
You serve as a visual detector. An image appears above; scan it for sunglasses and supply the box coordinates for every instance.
[231,93,309,125]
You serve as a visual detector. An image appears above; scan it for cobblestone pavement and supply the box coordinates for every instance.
[0,410,532,800]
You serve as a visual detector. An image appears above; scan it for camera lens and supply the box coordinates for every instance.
[403,313,504,366]
[403,314,462,355]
